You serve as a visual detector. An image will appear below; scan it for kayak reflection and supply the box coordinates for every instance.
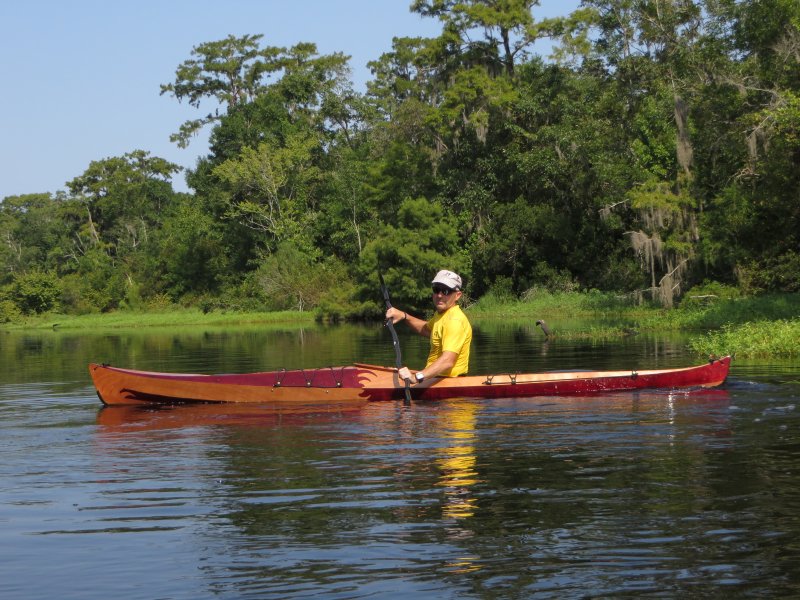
[96,401,369,432]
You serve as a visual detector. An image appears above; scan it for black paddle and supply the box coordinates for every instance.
[379,272,412,405]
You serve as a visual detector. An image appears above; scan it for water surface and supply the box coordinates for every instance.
[1,321,799,598]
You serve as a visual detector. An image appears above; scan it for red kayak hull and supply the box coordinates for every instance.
[89,356,731,406]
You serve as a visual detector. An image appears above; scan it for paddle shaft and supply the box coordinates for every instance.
[379,274,412,405]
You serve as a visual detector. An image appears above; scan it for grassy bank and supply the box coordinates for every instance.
[467,289,800,356]
[690,319,800,358]
[466,289,648,319]
[4,291,799,357]
[468,289,800,329]
[1,308,316,331]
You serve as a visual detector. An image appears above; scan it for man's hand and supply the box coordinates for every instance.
[397,366,412,382]
[385,307,405,324]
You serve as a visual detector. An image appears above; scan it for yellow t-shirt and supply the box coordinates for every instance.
[426,305,472,376]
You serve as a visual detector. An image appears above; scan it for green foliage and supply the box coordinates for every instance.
[315,265,375,321]
[473,197,573,295]
[161,34,350,147]
[313,145,379,262]
[254,243,365,317]
[213,133,320,253]
[61,247,129,313]
[155,198,227,298]
[60,274,101,315]
[159,34,282,147]
[628,93,678,180]
[208,92,293,160]
[681,280,742,307]
[145,293,174,311]
[4,3,800,321]
[639,292,800,330]
[9,270,61,314]
[0,299,21,323]
[0,193,65,277]
[61,151,184,309]
[358,197,467,313]
[480,276,517,306]
[737,252,800,294]
[691,318,800,358]
[522,263,582,295]
[462,58,641,295]
[411,0,540,76]
[468,288,637,318]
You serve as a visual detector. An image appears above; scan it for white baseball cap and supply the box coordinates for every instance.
[432,270,462,290]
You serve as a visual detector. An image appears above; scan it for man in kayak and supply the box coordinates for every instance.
[385,269,472,385]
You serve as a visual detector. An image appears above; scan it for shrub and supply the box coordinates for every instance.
[737,252,800,294]
[120,282,144,311]
[10,271,60,314]
[0,299,22,323]
[145,293,174,311]
[255,243,360,313]
[680,280,742,307]
[59,273,122,314]
[691,319,800,357]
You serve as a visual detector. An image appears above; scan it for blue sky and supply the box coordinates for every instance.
[0,0,579,198]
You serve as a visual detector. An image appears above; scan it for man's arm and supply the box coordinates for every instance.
[386,307,436,384]
[386,307,430,338]
[418,350,457,380]
[397,351,456,383]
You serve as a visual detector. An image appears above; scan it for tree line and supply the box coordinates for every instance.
[2,0,798,322]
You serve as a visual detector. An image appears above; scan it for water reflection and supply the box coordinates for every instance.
[435,401,480,521]
[6,324,800,598]
[96,402,370,432]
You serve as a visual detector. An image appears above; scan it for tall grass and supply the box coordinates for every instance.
[466,290,800,357]
[690,319,800,358]
[3,308,315,331]
[467,290,800,329]
[5,291,800,357]
[466,289,646,318]
[638,293,800,330]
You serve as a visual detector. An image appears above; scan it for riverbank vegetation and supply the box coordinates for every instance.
[2,309,316,332]
[477,288,800,353]
[690,319,800,358]
[8,289,798,351]
[2,2,799,355]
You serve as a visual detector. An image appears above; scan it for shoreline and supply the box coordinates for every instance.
[3,291,799,357]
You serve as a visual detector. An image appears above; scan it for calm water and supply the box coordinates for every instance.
[1,320,799,599]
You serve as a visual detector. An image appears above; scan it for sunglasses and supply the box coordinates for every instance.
[432,285,455,295]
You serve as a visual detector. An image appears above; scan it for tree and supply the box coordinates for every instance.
[160,34,281,147]
[154,197,228,298]
[162,35,351,148]
[212,132,321,254]
[255,242,337,312]
[61,151,182,310]
[66,150,181,255]
[9,270,60,314]
[357,197,468,313]
[314,144,378,262]
[624,178,696,306]
[572,1,723,304]
[690,0,800,291]
[165,34,357,285]
[0,194,63,278]
[411,0,552,76]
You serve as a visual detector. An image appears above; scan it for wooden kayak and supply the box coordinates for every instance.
[89,356,731,406]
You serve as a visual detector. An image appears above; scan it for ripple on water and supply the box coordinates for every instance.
[2,334,800,598]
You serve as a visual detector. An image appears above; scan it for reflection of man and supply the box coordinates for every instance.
[437,401,479,521]
[385,270,472,384]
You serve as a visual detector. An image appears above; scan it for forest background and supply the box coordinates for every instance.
[1,0,799,324]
